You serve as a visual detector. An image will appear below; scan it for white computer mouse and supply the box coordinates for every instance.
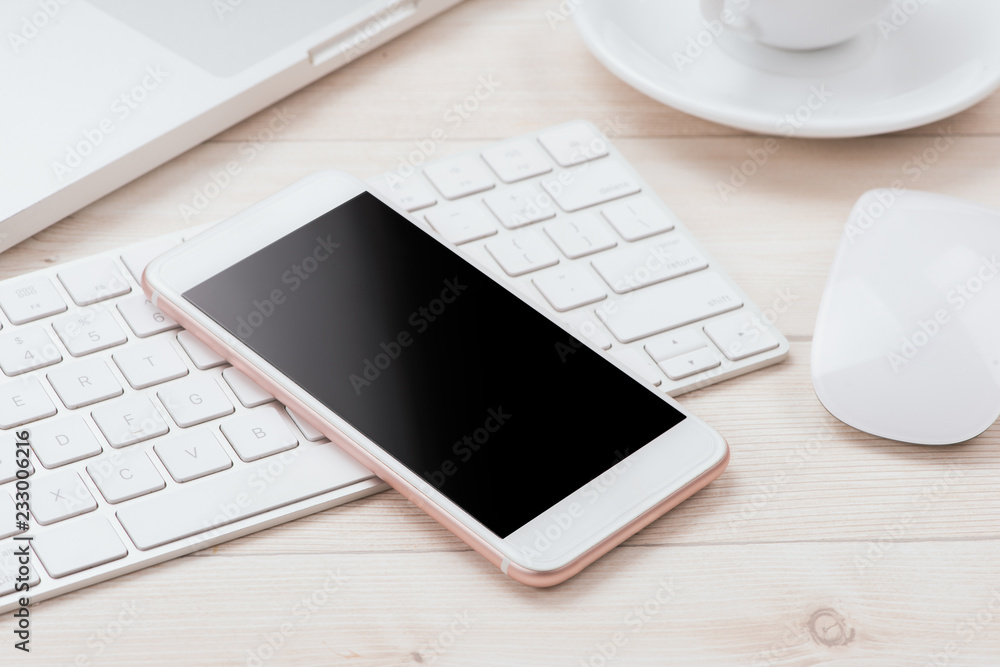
[812,189,1000,445]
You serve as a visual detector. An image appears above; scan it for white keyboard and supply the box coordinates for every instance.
[0,121,786,612]
[372,120,788,393]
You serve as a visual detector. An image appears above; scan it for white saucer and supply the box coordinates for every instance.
[573,0,1000,137]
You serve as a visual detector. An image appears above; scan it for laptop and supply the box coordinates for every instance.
[0,0,464,253]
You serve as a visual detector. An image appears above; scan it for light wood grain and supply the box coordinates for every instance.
[11,544,1000,666]
[3,0,1000,664]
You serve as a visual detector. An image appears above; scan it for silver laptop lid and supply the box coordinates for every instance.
[90,0,381,77]
[1,0,458,253]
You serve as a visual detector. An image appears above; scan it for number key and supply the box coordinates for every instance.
[117,294,178,337]
[0,326,62,376]
[52,306,127,357]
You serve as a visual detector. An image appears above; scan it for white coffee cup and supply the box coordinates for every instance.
[699,0,893,51]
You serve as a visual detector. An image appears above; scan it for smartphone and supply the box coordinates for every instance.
[143,171,729,586]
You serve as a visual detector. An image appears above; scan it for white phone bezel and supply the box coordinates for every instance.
[144,170,728,574]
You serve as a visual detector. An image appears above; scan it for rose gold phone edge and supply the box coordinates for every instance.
[142,181,731,587]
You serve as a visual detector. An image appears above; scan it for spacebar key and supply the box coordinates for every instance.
[117,444,376,550]
[598,272,743,343]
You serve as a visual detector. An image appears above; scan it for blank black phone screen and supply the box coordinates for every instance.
[184,192,685,537]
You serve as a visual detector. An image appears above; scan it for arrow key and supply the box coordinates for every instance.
[659,348,720,381]
[704,313,781,361]
[644,329,707,363]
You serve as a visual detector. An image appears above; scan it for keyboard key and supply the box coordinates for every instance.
[287,407,325,442]
[117,294,179,337]
[31,470,97,525]
[0,494,24,540]
[117,442,374,550]
[644,330,708,363]
[32,515,127,578]
[370,173,437,212]
[602,197,676,241]
[425,202,498,245]
[532,265,607,312]
[0,277,67,324]
[154,431,232,483]
[57,259,131,306]
[423,156,495,200]
[481,139,552,183]
[542,161,641,213]
[0,326,61,376]
[88,448,165,503]
[221,408,298,462]
[31,416,103,469]
[483,183,557,229]
[157,376,234,427]
[598,273,743,344]
[704,313,781,361]
[562,312,613,351]
[177,331,226,370]
[0,376,57,428]
[52,306,128,357]
[609,348,663,387]
[113,338,189,389]
[537,121,609,167]
[92,395,170,448]
[48,359,123,409]
[223,367,274,408]
[659,348,721,381]
[591,236,708,294]
[0,541,40,596]
[544,213,617,259]
[485,232,560,277]
[121,237,179,284]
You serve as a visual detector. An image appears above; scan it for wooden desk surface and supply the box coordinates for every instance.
[4,1,1000,664]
